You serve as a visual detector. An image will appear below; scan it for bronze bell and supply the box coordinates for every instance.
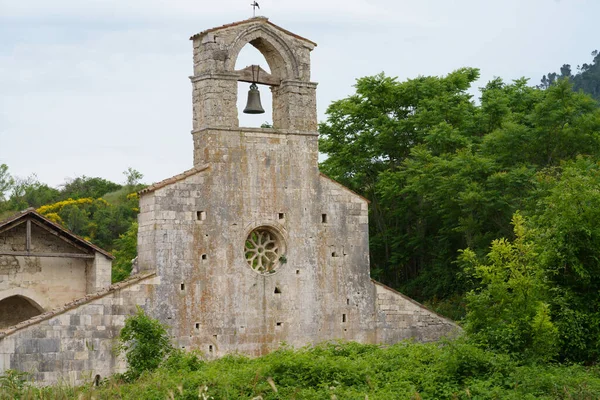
[243,83,265,114]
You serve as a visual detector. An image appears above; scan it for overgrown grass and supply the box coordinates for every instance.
[3,340,600,399]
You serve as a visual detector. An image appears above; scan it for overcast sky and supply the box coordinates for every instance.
[1,0,598,188]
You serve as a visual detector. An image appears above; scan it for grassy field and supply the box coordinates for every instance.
[2,340,600,399]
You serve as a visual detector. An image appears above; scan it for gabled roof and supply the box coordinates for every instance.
[138,165,210,195]
[0,208,114,259]
[189,17,318,47]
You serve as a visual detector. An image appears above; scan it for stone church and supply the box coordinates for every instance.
[0,17,456,385]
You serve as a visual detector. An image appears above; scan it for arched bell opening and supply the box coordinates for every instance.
[235,44,274,128]
[0,295,44,329]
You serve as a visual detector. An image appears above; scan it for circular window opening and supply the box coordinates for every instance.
[244,227,286,274]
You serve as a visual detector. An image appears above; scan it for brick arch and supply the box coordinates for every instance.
[226,25,299,81]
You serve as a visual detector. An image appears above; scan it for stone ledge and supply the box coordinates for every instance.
[0,272,156,339]
[191,126,319,137]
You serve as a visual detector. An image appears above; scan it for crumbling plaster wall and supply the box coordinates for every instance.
[0,224,91,311]
[0,273,158,386]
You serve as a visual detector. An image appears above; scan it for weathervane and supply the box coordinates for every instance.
[251,1,260,17]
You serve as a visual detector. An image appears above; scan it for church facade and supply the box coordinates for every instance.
[0,18,456,385]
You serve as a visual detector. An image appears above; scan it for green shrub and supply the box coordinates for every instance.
[117,307,172,380]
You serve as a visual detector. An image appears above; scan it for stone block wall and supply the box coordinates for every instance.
[374,281,459,342]
[0,273,158,386]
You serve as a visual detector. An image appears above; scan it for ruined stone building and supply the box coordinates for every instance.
[0,17,457,385]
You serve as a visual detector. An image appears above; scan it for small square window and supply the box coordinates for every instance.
[321,214,328,223]
[197,211,206,221]
[202,254,207,260]
[278,212,285,220]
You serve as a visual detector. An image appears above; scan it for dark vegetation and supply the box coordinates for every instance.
[1,49,600,397]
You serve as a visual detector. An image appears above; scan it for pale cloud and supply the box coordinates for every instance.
[1,0,599,188]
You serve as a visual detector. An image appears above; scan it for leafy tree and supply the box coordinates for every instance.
[530,157,600,362]
[0,164,13,202]
[320,70,600,311]
[118,307,172,380]
[112,222,138,283]
[319,69,480,291]
[60,176,122,200]
[460,214,558,362]
[123,168,143,187]
[7,175,60,210]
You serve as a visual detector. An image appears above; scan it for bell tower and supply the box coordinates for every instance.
[189,17,318,166]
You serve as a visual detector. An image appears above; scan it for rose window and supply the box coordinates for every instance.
[245,227,284,274]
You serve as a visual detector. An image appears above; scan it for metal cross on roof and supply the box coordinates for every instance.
[251,1,260,17]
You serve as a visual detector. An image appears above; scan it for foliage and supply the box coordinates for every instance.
[0,164,13,203]
[60,176,122,200]
[460,214,558,361]
[111,222,138,283]
[530,157,600,362]
[319,70,600,311]
[7,174,61,210]
[123,167,144,187]
[539,50,600,102]
[117,307,173,380]
[4,341,600,399]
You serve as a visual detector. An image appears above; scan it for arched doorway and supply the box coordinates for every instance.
[0,295,44,329]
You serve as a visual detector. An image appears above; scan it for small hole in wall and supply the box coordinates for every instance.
[197,211,206,221]
[213,334,218,340]
[180,283,185,291]
[346,298,350,305]
[195,323,200,330]
[276,322,283,327]
[202,254,207,260]
[296,270,300,274]
[332,252,337,257]
[209,345,213,353]
[322,214,328,223]
[274,287,281,294]
[344,328,347,332]
[278,213,285,220]
[342,314,347,323]
[94,375,101,386]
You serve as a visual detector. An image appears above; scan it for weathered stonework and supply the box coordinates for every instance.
[0,17,459,386]
[0,210,113,327]
[0,272,158,385]
[136,17,458,357]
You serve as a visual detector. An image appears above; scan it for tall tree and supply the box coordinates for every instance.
[320,71,600,305]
